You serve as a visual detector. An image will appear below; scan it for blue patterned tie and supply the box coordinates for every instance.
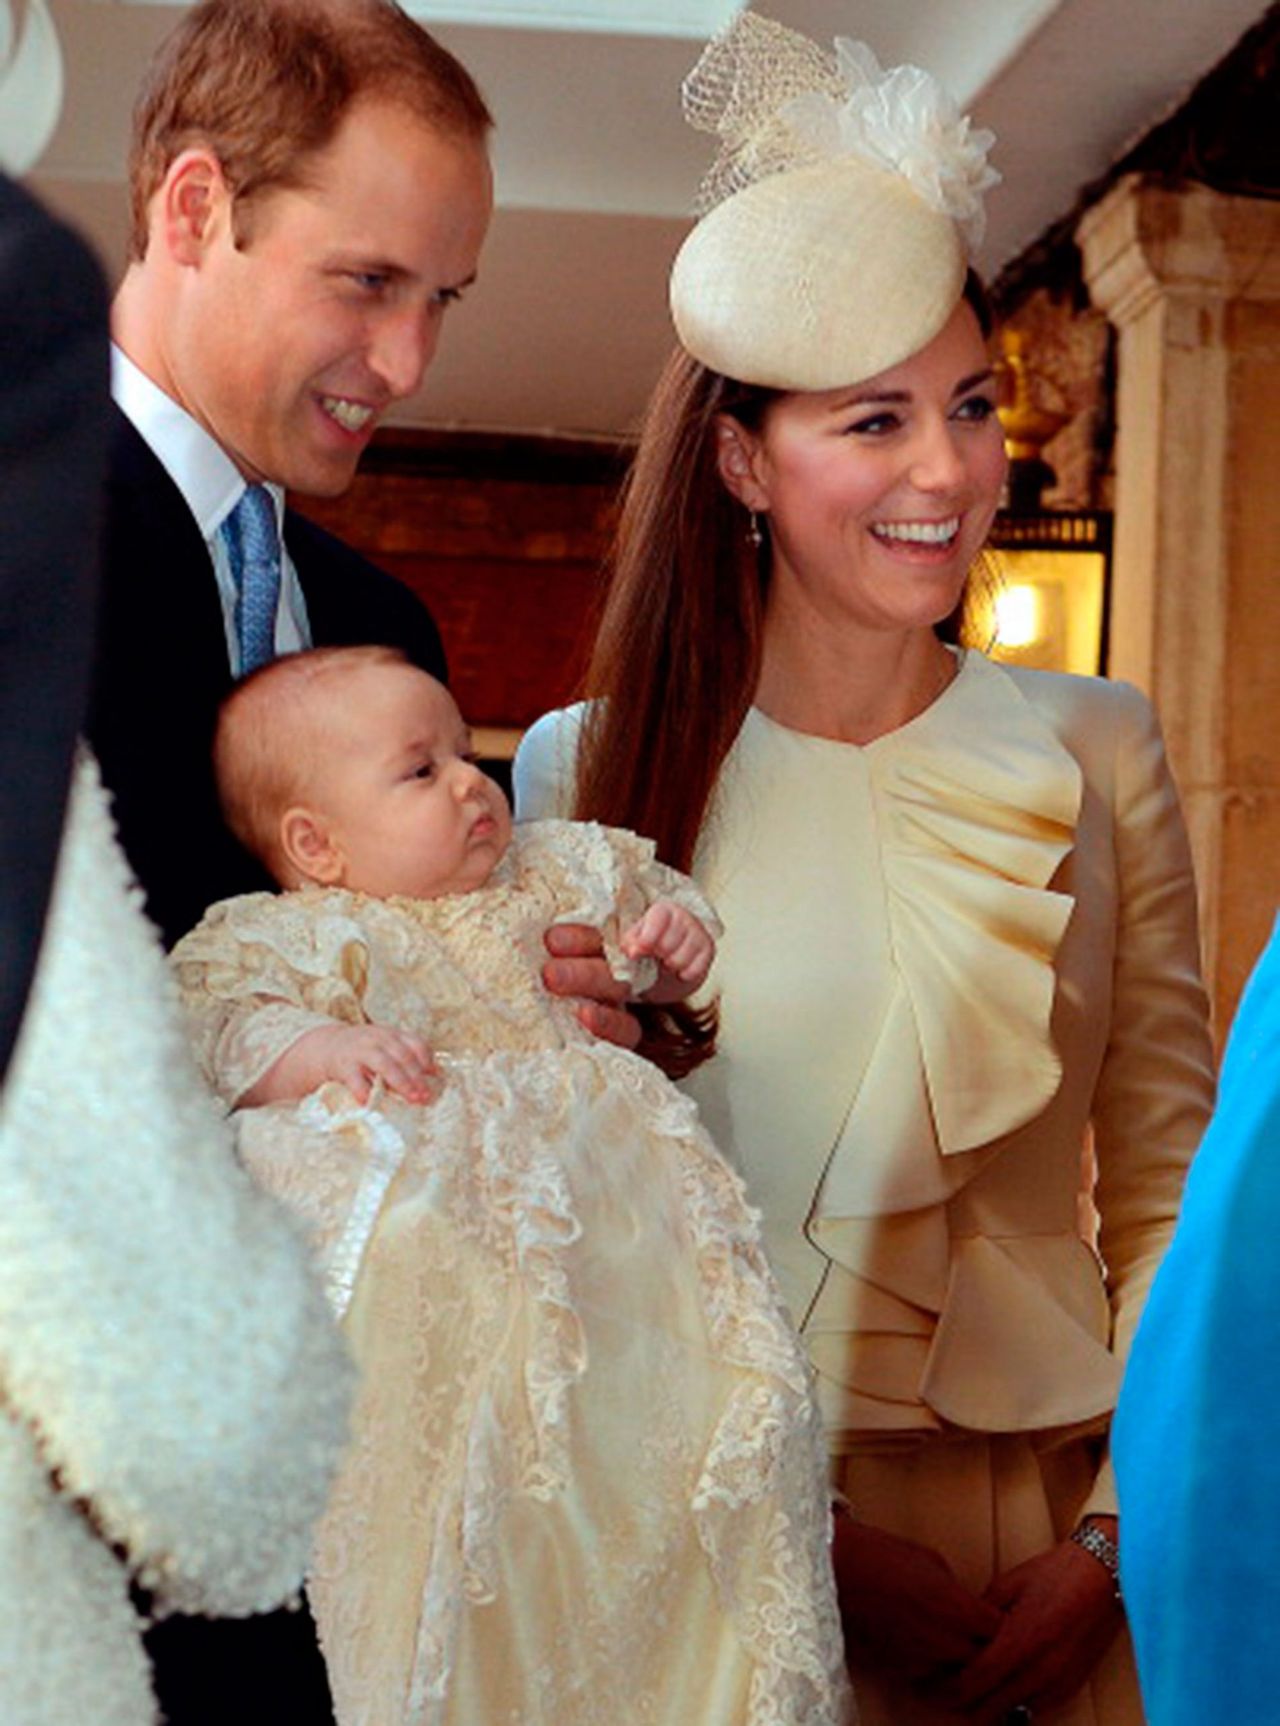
[222,484,282,676]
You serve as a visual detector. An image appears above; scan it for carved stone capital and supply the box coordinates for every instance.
[1078,173,1280,327]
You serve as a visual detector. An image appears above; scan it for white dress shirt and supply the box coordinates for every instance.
[111,346,311,674]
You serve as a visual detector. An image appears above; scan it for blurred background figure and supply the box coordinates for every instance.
[0,0,101,1080]
[0,9,355,1724]
[1114,916,1280,1726]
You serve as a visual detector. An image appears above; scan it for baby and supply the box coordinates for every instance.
[172,647,851,1726]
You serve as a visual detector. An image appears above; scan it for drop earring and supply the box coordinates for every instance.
[747,510,763,548]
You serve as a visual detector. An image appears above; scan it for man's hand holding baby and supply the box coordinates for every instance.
[240,1023,439,1108]
[542,926,642,1047]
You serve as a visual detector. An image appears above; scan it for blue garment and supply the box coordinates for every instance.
[1114,916,1280,1726]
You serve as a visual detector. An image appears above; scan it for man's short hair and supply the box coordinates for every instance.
[128,0,492,261]
[215,644,408,879]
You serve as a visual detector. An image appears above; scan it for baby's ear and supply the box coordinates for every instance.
[279,807,344,887]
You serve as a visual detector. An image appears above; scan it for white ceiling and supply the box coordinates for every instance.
[29,0,1271,439]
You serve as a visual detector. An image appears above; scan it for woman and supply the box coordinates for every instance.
[516,15,1214,1726]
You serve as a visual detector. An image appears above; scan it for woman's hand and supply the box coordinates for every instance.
[833,1517,1003,1686]
[542,923,642,1048]
[924,1528,1124,1723]
[239,1023,439,1107]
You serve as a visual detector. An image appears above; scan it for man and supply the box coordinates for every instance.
[93,0,491,950]
[88,4,631,1718]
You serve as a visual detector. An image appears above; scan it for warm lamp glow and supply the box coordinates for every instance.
[994,584,1041,649]
[979,546,1108,676]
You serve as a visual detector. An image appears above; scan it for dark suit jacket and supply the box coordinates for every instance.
[87,410,446,1726]
[87,409,446,948]
[0,178,108,1081]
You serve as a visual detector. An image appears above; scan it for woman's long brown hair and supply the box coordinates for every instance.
[574,279,995,1076]
[570,353,773,1075]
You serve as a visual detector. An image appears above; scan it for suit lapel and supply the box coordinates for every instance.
[103,408,231,701]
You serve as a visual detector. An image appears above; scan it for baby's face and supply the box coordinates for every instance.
[310,663,512,899]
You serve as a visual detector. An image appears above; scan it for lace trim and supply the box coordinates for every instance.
[606,1054,850,1719]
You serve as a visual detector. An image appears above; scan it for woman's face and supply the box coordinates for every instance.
[719,299,1006,639]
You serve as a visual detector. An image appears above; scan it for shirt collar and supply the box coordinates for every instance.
[110,345,284,542]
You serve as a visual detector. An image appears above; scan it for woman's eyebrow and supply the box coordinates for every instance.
[825,366,997,415]
[952,367,996,396]
[833,387,912,410]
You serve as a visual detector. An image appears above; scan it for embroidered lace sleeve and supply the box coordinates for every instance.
[171,892,375,1107]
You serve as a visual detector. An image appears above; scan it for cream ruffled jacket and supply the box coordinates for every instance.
[515,654,1216,1517]
[0,756,355,1726]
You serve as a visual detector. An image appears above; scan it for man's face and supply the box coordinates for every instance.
[171,98,492,496]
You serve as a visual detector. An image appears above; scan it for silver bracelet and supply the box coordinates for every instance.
[1071,1519,1122,1600]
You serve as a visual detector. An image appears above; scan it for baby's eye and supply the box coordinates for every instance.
[412,761,436,781]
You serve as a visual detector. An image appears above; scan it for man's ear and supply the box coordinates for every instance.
[279,807,345,888]
[713,413,769,513]
[156,147,233,267]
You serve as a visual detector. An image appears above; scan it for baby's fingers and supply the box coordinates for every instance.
[330,1050,375,1104]
[388,1029,439,1080]
[370,1035,439,1104]
[620,902,675,959]
[400,1031,437,1069]
[659,922,713,980]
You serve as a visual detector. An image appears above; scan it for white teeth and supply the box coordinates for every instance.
[321,396,374,432]
[872,517,960,544]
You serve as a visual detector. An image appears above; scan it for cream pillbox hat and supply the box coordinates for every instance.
[669,12,1000,392]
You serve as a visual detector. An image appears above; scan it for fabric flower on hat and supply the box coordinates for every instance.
[784,39,1000,254]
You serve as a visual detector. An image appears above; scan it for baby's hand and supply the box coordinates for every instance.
[312,1025,439,1105]
[620,901,715,1004]
[241,1023,439,1107]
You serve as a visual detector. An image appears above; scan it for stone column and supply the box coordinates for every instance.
[1078,173,1280,1039]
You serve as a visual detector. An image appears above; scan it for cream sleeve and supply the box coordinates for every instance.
[513,704,585,820]
[1083,682,1216,1517]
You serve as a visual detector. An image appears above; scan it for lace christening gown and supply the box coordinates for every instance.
[172,819,853,1726]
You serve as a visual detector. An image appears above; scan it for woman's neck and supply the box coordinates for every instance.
[754,617,957,745]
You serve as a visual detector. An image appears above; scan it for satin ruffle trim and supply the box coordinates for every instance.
[813,651,1083,1231]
